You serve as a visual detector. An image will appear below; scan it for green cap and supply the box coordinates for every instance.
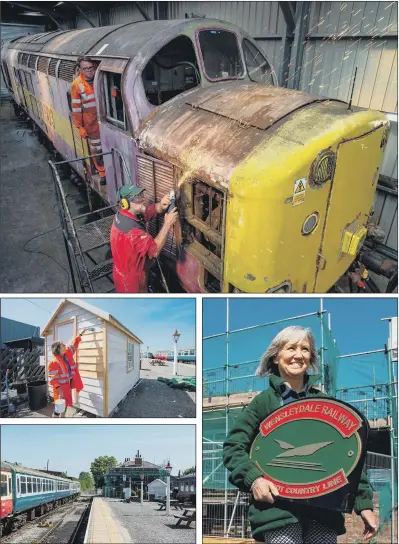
[117,185,145,200]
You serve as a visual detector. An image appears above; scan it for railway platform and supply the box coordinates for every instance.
[84,497,127,544]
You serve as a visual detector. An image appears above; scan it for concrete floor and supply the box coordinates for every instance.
[0,100,93,292]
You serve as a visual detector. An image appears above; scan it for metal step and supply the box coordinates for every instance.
[88,258,113,283]
[75,215,114,254]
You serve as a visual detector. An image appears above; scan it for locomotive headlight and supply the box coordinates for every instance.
[309,150,336,187]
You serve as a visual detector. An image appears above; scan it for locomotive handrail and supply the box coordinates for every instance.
[48,160,93,292]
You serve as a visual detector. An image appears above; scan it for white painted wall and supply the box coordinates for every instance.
[107,323,141,415]
[46,301,105,417]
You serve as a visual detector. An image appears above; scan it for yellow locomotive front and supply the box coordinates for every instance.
[140,83,388,293]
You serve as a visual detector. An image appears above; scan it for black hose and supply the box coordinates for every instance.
[386,271,398,293]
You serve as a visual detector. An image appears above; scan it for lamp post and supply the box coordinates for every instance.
[172,330,180,376]
[165,462,172,515]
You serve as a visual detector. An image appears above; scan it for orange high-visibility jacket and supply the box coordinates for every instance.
[48,335,84,407]
[70,73,99,136]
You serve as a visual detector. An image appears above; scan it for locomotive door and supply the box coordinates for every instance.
[313,126,385,292]
[98,67,135,205]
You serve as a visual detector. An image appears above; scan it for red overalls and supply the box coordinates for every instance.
[110,204,159,293]
[71,73,105,177]
[48,335,84,407]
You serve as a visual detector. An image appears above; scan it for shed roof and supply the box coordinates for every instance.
[8,18,241,58]
[1,316,40,343]
[41,299,142,344]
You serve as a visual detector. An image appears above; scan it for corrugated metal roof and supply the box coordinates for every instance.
[1,317,40,343]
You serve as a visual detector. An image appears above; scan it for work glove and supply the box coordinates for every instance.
[79,127,88,139]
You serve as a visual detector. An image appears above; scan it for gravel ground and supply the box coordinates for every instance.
[105,498,195,543]
[2,502,78,544]
[112,379,196,418]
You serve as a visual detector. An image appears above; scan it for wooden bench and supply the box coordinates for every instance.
[174,508,196,527]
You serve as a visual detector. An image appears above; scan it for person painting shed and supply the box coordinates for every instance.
[48,328,91,417]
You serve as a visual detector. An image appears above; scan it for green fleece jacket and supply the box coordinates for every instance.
[223,375,374,541]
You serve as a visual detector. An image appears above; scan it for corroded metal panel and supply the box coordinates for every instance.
[186,83,324,130]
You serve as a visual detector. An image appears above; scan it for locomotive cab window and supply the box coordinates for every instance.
[198,29,244,80]
[142,35,200,107]
[104,72,126,129]
[243,39,274,85]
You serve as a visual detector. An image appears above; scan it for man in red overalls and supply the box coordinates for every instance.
[110,185,178,293]
[71,57,106,185]
[48,328,88,417]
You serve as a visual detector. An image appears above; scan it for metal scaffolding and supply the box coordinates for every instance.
[202,301,398,542]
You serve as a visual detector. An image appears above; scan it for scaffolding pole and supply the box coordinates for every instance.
[224,298,230,537]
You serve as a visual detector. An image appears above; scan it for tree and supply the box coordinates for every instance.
[79,471,95,492]
[182,466,195,475]
[90,456,118,488]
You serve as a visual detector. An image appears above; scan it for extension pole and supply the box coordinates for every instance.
[320,299,325,392]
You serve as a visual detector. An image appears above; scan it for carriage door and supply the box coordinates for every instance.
[98,65,134,205]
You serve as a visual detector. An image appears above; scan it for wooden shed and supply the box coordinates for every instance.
[41,299,142,417]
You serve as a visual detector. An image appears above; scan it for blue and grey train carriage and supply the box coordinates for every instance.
[0,461,80,534]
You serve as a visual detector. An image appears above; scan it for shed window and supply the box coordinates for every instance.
[127,341,134,371]
[142,35,200,107]
[243,39,274,85]
[0,474,7,497]
[104,72,126,129]
[198,29,243,80]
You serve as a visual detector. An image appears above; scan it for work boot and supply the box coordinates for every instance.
[100,177,107,186]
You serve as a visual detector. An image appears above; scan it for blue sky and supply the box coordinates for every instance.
[1,298,196,352]
[1,425,195,478]
[203,298,397,390]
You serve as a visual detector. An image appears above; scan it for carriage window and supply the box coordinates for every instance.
[243,39,274,85]
[9,478,12,495]
[24,71,34,94]
[142,35,200,107]
[17,478,20,494]
[21,476,27,494]
[104,72,126,129]
[27,477,32,493]
[1,474,7,496]
[190,484,194,492]
[33,478,37,493]
[198,29,244,80]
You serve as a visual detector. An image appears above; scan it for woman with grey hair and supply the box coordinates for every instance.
[223,325,377,544]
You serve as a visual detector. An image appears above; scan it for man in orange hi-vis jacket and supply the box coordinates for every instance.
[48,328,89,417]
[71,57,106,185]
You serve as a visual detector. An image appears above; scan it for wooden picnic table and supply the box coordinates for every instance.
[174,507,196,527]
[157,499,182,511]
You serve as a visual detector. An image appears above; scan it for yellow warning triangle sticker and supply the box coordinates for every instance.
[295,180,306,193]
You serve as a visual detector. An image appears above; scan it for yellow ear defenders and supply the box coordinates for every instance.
[120,197,130,210]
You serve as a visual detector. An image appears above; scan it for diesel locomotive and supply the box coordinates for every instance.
[1,19,390,293]
[0,461,80,535]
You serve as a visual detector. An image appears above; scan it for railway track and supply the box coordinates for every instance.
[2,498,91,544]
